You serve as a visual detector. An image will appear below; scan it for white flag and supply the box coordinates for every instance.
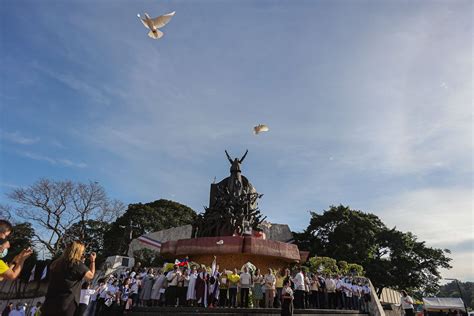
[40,265,48,280]
[28,264,36,282]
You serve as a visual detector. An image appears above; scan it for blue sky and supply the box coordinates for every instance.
[0,0,472,280]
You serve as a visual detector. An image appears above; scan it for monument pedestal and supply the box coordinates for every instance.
[161,236,307,270]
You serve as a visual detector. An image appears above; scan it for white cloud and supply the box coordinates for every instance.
[18,151,87,168]
[33,63,110,106]
[371,188,473,280]
[0,131,40,145]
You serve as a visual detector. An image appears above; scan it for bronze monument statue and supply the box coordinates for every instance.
[193,150,265,237]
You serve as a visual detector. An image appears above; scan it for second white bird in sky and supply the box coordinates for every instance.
[253,124,269,135]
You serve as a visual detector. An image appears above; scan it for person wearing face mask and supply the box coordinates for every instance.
[0,220,33,282]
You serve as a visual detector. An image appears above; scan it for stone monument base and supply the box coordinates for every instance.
[160,235,307,270]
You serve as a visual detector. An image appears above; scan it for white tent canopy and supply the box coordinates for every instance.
[423,297,466,311]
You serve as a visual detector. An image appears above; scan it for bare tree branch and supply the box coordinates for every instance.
[7,178,123,257]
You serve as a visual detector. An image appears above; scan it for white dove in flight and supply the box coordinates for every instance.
[137,11,175,39]
[253,124,269,135]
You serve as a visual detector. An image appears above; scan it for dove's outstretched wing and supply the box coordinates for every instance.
[137,14,150,29]
[152,11,176,29]
[253,124,269,134]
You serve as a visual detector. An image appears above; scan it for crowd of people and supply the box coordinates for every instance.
[0,219,374,316]
[73,258,372,316]
[1,302,42,316]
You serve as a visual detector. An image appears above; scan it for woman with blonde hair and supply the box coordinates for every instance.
[41,240,96,316]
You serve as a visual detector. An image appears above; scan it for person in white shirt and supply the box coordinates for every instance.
[103,280,119,313]
[353,282,362,311]
[303,272,311,309]
[150,270,165,306]
[400,290,414,316]
[77,281,96,316]
[264,268,276,308]
[94,279,108,316]
[281,280,294,316]
[28,302,41,316]
[8,303,24,316]
[310,274,320,308]
[343,279,353,310]
[326,275,337,309]
[335,276,344,309]
[130,277,140,307]
[239,267,252,308]
[362,280,371,312]
[166,265,181,306]
[186,267,198,306]
[292,268,305,309]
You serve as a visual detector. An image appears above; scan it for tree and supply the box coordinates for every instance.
[4,222,36,263]
[133,249,166,268]
[7,178,124,257]
[295,205,451,297]
[104,199,197,256]
[366,228,451,297]
[307,256,340,275]
[63,220,110,265]
[438,281,473,310]
[294,205,385,263]
[306,256,364,276]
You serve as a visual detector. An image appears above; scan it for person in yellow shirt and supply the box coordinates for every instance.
[0,219,33,281]
[274,268,286,308]
[228,269,240,308]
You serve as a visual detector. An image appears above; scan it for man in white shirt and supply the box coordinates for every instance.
[292,267,305,309]
[166,265,181,306]
[8,303,25,316]
[335,276,344,309]
[239,267,252,308]
[95,279,108,316]
[325,275,337,309]
[351,282,361,311]
[362,281,371,312]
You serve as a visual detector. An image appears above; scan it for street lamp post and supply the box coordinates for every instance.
[444,278,468,313]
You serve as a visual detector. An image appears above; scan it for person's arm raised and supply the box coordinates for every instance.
[2,248,33,280]
[84,252,96,281]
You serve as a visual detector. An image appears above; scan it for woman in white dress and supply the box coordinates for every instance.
[151,269,165,306]
[186,266,198,306]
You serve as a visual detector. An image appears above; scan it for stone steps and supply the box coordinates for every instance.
[129,307,369,316]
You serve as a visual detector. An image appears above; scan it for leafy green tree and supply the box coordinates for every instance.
[294,205,385,264]
[307,256,339,275]
[63,220,110,265]
[438,281,473,310]
[104,199,197,256]
[4,222,36,262]
[366,228,451,296]
[295,205,451,297]
[133,249,166,268]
